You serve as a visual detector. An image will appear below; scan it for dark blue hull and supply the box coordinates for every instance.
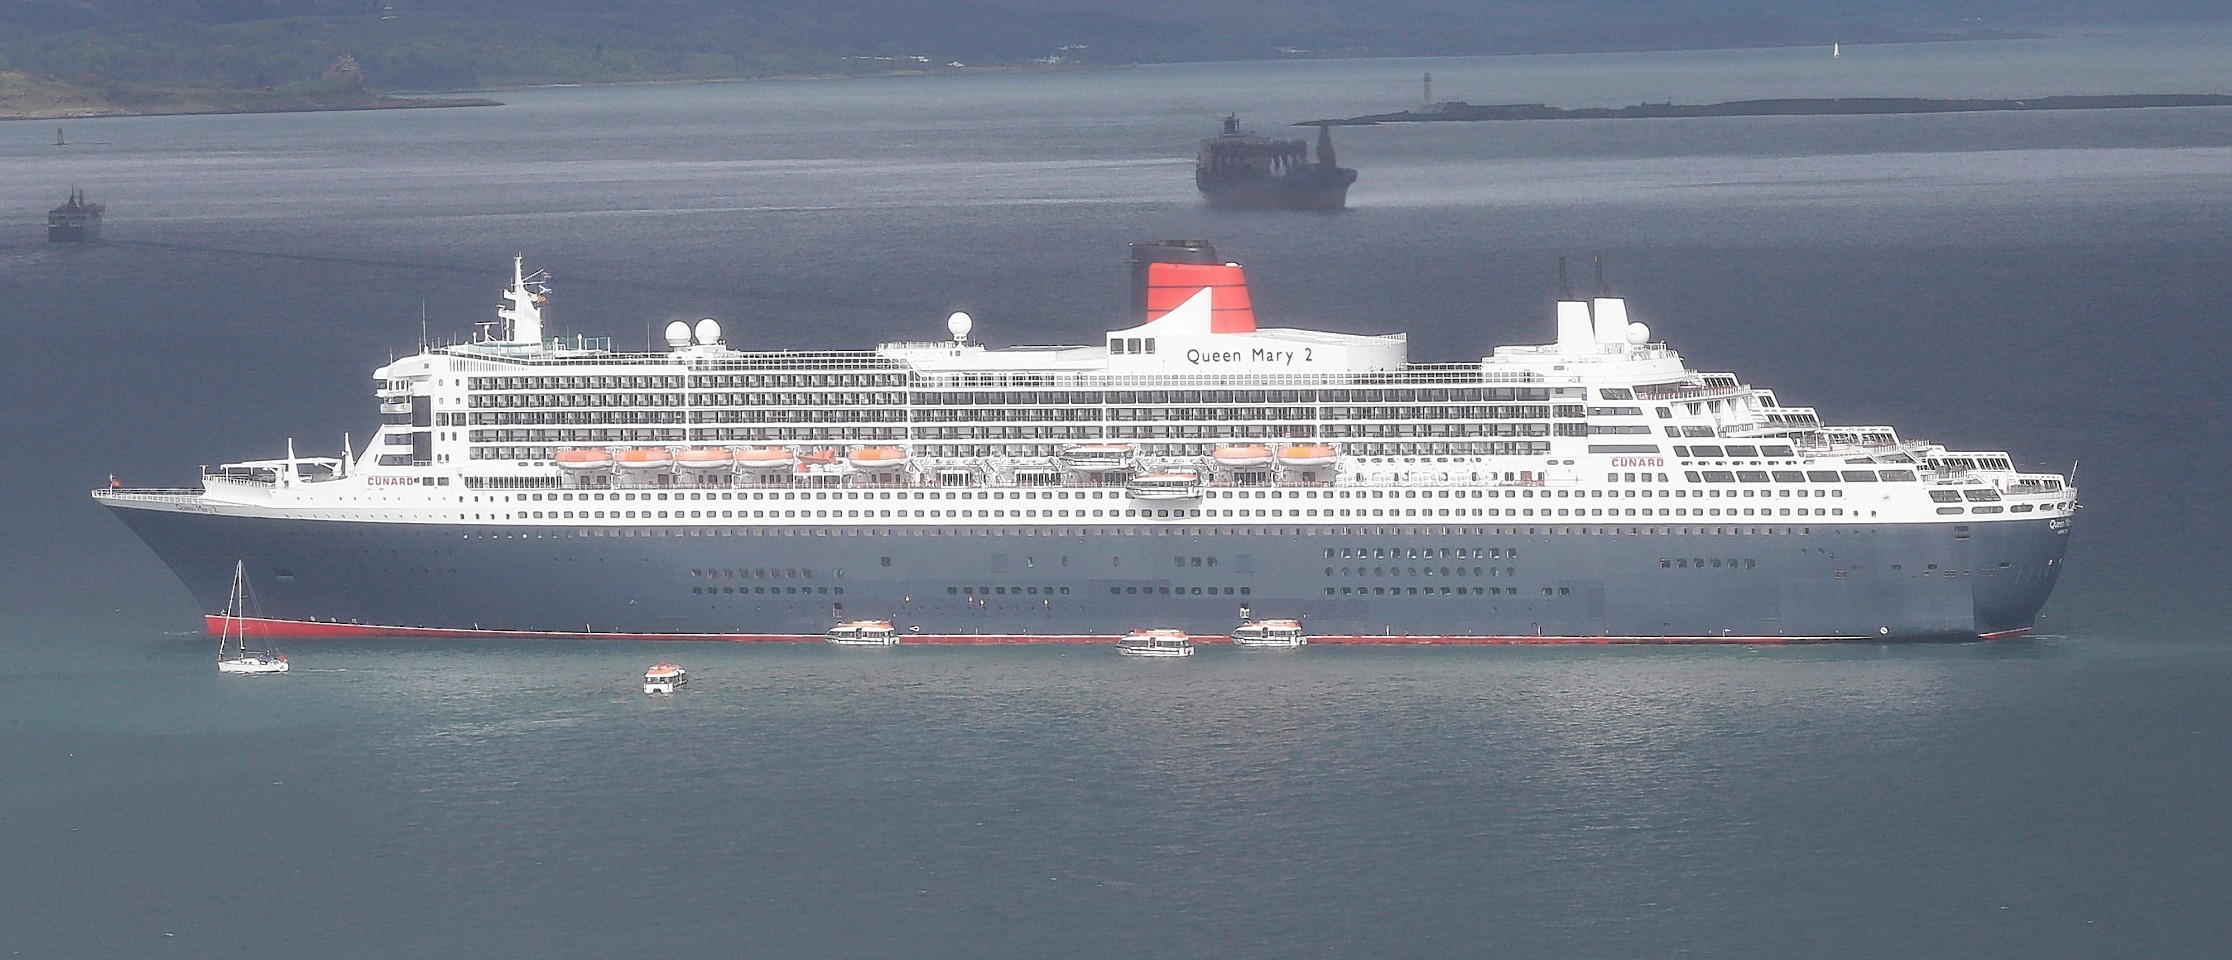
[106,505,2069,641]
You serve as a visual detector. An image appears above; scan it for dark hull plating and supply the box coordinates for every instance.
[1197,170,1356,211]
[109,506,2069,642]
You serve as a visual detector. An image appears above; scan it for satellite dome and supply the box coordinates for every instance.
[946,311,973,343]
[1626,322,1651,345]
[664,320,692,348]
[693,317,722,345]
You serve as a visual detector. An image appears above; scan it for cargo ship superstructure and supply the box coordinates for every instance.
[97,242,2075,643]
[1196,117,1357,211]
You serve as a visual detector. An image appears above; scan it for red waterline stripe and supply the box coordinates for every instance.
[208,616,2013,645]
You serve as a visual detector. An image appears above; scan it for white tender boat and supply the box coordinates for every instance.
[1117,629,1195,658]
[216,561,289,674]
[1125,470,1202,500]
[826,619,901,646]
[643,662,686,693]
[1230,618,1306,648]
[1059,443,1134,473]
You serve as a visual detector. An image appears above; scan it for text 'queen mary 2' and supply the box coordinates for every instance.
[97,242,2075,644]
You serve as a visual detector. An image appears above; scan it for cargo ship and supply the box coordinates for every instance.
[1195,117,1356,211]
[96,241,2074,644]
[48,188,102,242]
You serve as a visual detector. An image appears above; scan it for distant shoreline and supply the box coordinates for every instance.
[2,93,501,123]
[1309,93,2232,126]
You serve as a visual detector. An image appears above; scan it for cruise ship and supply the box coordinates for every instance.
[96,241,2075,643]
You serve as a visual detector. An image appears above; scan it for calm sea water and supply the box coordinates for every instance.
[4,25,2230,958]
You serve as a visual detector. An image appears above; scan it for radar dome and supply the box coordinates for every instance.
[946,311,973,343]
[1626,322,1651,345]
[693,317,722,345]
[664,320,692,348]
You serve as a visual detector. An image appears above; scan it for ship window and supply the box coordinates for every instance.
[1840,471,1879,482]
[1109,338,1125,354]
[1142,338,1156,354]
[1806,471,1842,482]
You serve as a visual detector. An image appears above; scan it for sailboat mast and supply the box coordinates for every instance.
[223,560,245,658]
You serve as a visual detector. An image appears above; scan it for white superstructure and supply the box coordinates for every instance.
[127,247,2073,535]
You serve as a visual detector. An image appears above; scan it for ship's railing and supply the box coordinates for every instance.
[428,348,1547,387]
[912,366,1544,389]
[92,488,204,503]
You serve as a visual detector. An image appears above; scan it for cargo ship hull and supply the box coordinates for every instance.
[110,505,2068,643]
[1196,170,1356,211]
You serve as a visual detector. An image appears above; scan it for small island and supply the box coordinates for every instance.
[1311,93,2232,126]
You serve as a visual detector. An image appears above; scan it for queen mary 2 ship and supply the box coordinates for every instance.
[96,241,2075,644]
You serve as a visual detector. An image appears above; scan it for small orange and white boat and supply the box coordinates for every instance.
[736,447,797,471]
[1117,629,1194,658]
[1060,443,1133,472]
[614,447,674,471]
[555,448,615,471]
[1212,444,1275,468]
[643,662,687,694]
[675,447,735,470]
[1230,618,1307,648]
[825,619,901,646]
[1126,469,1202,500]
[1277,443,1339,468]
[847,446,911,471]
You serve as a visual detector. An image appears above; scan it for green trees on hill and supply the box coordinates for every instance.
[0,0,2151,95]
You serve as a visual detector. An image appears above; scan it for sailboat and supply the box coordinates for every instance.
[217,561,289,674]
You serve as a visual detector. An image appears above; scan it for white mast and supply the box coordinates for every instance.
[497,255,545,344]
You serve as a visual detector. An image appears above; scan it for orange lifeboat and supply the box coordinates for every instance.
[554,448,614,471]
[1277,443,1339,468]
[1212,444,1275,468]
[614,447,674,471]
[736,447,797,471]
[847,446,910,471]
[793,449,839,475]
[676,447,735,470]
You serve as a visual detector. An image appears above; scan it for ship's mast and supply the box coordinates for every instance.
[497,254,545,345]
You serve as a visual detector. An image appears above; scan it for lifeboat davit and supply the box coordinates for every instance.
[676,447,735,470]
[736,447,797,471]
[1061,443,1134,472]
[555,448,614,470]
[1213,444,1275,469]
[614,447,674,471]
[847,446,911,471]
[1277,443,1338,468]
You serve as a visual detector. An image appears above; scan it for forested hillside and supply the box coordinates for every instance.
[0,0,2213,95]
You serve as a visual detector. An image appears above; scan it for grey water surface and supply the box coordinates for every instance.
[3,24,2229,958]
